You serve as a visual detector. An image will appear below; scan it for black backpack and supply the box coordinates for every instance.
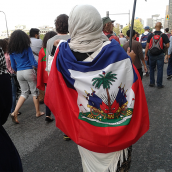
[106,34,113,39]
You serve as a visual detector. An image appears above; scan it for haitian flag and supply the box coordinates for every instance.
[44,39,149,153]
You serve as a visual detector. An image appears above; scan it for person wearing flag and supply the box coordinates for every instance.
[45,4,149,172]
[37,31,57,122]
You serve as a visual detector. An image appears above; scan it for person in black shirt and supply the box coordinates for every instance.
[145,22,169,89]
[0,47,23,171]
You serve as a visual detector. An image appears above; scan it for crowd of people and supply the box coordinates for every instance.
[0,3,171,172]
[109,20,171,88]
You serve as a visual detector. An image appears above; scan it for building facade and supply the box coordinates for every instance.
[0,25,56,39]
[147,18,153,28]
[147,17,165,29]
[38,25,55,34]
[164,5,169,29]
[169,0,172,31]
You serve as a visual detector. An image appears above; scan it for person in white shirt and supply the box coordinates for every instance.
[119,33,127,47]
[30,28,44,104]
[29,28,42,62]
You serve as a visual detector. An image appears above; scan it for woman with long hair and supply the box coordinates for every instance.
[37,31,57,122]
[8,30,44,124]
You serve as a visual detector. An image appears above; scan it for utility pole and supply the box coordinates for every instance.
[0,11,9,38]
[106,11,109,17]
[106,11,130,27]
[129,0,137,50]
[129,10,130,27]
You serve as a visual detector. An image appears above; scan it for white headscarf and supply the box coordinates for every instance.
[68,5,108,53]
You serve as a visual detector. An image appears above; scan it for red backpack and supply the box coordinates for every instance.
[148,33,164,55]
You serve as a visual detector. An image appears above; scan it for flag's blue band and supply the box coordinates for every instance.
[56,39,137,88]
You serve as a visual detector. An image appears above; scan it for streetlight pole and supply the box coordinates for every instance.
[108,11,130,27]
[129,10,130,27]
[129,0,147,51]
[129,0,137,50]
[0,11,9,38]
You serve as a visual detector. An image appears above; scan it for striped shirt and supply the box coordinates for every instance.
[0,47,7,75]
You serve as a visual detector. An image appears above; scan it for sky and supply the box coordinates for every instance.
[0,0,169,33]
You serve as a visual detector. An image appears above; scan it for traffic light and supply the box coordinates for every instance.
[166,15,169,20]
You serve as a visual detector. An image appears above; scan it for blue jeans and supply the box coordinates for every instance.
[167,53,172,76]
[46,105,51,116]
[148,52,164,87]
[11,76,17,113]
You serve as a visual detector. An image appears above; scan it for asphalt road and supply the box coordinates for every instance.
[3,64,172,172]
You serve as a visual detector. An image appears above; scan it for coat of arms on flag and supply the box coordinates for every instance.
[78,71,135,127]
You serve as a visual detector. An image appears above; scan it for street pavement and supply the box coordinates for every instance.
[3,64,172,172]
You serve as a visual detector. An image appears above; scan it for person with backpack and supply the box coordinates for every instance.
[140,26,150,76]
[145,22,169,89]
[102,17,120,44]
[135,32,139,42]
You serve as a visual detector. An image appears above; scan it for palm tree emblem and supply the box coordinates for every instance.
[92,71,117,118]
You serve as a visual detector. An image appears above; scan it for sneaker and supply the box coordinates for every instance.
[157,85,164,89]
[167,75,172,80]
[149,84,155,87]
[63,135,71,141]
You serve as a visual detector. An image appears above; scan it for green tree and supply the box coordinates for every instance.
[92,71,117,114]
[122,20,144,36]
[113,25,120,36]
[122,25,130,36]
[134,20,144,35]
[40,34,45,40]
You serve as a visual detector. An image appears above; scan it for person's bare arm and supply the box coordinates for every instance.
[141,59,147,73]
[54,39,60,46]
[127,47,136,64]
[145,43,149,61]
[165,43,169,49]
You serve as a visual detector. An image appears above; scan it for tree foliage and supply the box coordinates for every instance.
[40,34,45,40]
[92,71,117,89]
[122,25,130,36]
[113,25,120,36]
[122,20,144,36]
